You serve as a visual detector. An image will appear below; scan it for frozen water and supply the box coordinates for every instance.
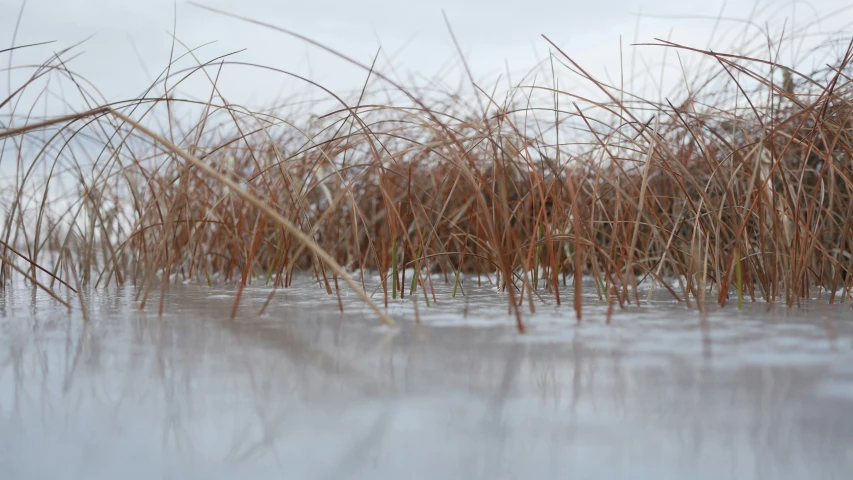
[1,277,852,479]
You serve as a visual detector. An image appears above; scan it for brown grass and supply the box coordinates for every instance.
[2,10,853,329]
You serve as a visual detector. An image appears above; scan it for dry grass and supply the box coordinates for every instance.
[2,10,853,329]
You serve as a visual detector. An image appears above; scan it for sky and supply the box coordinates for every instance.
[2,0,853,112]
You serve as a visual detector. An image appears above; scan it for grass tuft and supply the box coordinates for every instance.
[3,12,853,327]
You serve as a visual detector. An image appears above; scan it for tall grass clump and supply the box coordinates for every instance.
[2,9,853,329]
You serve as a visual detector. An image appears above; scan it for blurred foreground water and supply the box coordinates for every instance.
[1,276,852,479]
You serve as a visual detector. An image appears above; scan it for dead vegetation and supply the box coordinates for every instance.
[2,11,853,329]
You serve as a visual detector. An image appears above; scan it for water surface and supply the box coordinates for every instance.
[1,278,852,479]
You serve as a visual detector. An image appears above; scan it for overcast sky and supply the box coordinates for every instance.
[3,0,853,111]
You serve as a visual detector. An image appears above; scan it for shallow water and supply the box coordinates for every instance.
[1,277,852,479]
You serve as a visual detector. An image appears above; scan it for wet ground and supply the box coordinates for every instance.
[1,276,852,479]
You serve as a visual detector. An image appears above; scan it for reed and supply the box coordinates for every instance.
[2,12,853,329]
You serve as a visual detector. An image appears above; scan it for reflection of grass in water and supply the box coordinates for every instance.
[2,9,853,331]
[1,290,395,463]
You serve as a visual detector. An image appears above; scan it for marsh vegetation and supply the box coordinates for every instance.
[2,6,853,330]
